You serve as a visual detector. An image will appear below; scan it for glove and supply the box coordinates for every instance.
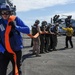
[8,21,15,29]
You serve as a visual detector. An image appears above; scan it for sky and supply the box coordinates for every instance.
[12,0,75,29]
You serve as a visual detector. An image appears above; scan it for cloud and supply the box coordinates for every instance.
[22,11,75,29]
[60,12,75,19]
[24,11,75,22]
[13,0,75,12]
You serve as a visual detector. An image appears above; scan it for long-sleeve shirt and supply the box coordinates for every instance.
[0,16,30,53]
[62,27,74,36]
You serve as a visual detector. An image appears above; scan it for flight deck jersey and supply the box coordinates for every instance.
[0,16,30,53]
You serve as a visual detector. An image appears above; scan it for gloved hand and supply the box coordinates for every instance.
[8,21,15,29]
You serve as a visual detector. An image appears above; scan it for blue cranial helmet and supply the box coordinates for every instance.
[0,3,11,11]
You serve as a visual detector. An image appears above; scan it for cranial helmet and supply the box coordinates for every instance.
[42,21,47,26]
[35,20,40,24]
[0,4,11,11]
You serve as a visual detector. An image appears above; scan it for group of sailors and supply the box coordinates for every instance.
[30,19,74,57]
[31,20,59,57]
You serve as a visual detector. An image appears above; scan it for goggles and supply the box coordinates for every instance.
[1,11,10,15]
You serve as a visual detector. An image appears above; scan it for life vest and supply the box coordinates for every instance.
[32,25,39,35]
[4,15,19,75]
